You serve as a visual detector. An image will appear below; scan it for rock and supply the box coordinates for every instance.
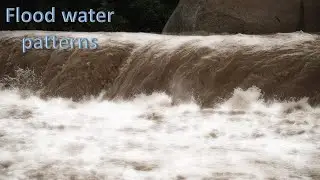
[303,0,320,32]
[163,0,320,34]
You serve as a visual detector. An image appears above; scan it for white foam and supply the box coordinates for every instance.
[0,31,317,52]
[0,88,319,179]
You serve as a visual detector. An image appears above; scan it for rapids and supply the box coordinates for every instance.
[0,88,319,179]
[0,31,319,179]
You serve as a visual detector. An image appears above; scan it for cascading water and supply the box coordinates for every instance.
[0,31,319,179]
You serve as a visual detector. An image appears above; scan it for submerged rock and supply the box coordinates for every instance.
[0,31,320,106]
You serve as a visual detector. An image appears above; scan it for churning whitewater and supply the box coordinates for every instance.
[0,31,319,179]
[0,88,319,179]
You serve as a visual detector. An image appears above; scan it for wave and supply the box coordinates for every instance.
[0,31,320,106]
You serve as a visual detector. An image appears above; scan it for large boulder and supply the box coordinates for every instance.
[304,0,320,32]
[163,0,320,34]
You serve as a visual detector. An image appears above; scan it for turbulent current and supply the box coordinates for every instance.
[0,31,319,179]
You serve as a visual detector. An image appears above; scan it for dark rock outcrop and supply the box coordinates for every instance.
[163,0,320,34]
[303,0,320,32]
